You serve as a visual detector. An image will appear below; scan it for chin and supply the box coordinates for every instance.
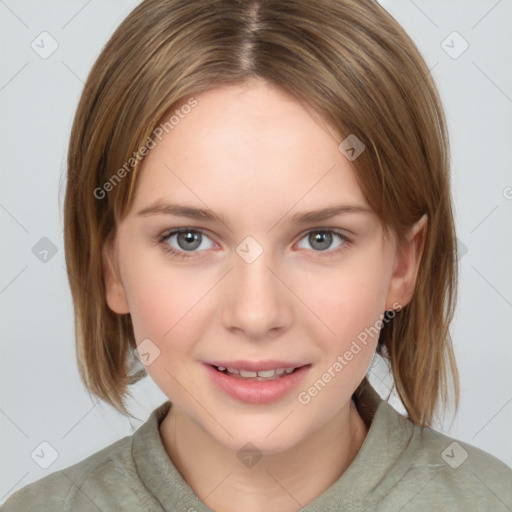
[209,414,310,455]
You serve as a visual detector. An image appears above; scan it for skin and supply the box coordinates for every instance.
[103,78,426,512]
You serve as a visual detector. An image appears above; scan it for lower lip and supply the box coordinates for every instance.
[204,364,310,404]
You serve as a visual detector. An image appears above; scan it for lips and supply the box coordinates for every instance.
[204,362,311,403]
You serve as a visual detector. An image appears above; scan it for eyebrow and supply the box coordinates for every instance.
[136,201,373,224]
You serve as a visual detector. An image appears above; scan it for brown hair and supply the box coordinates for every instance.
[64,0,458,426]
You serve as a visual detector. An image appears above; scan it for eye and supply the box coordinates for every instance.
[296,229,350,255]
[158,227,351,261]
[159,228,215,259]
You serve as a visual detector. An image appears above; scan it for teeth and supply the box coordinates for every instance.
[216,366,299,380]
[239,369,258,377]
[256,369,276,378]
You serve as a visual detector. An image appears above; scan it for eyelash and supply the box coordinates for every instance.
[157,228,352,261]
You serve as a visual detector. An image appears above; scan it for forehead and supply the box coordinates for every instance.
[129,82,370,219]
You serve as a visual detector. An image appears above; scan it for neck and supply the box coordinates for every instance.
[159,399,368,512]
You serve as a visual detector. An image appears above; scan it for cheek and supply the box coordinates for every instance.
[296,267,386,410]
[310,260,389,347]
[123,263,213,397]
[121,252,208,347]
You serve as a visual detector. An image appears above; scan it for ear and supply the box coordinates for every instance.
[384,214,428,310]
[102,234,130,314]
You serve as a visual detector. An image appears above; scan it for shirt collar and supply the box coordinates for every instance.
[132,379,420,511]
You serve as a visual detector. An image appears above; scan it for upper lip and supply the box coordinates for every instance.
[205,360,309,371]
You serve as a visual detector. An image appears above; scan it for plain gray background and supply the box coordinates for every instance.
[1,0,511,504]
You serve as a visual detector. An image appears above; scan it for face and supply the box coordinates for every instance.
[103,79,425,454]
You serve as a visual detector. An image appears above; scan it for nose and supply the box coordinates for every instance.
[221,249,293,341]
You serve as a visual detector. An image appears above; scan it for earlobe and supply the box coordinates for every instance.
[102,235,130,314]
[385,214,428,310]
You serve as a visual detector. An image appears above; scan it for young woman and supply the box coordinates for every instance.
[3,0,510,510]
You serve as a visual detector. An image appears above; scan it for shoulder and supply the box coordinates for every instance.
[397,425,512,510]
[0,468,76,511]
[0,434,148,511]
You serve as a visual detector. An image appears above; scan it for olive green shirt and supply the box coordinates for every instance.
[2,382,511,511]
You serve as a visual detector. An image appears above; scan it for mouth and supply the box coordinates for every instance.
[210,365,306,381]
[204,362,311,403]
